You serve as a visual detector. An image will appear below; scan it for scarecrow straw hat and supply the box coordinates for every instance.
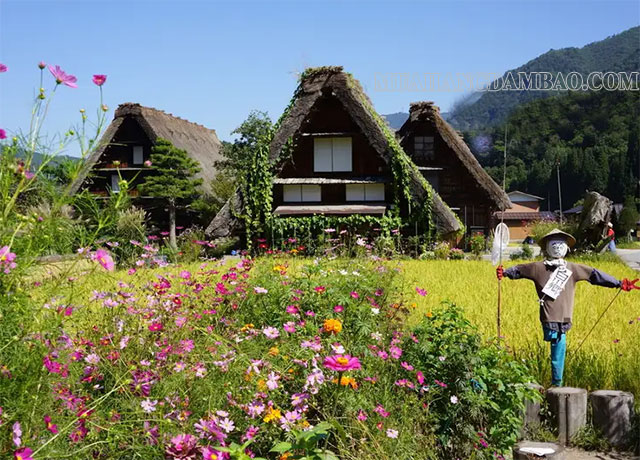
[538,229,577,248]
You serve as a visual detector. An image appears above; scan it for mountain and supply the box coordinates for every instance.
[473,88,639,210]
[448,26,640,131]
[382,112,409,130]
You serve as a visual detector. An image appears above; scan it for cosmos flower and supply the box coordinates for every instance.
[386,428,399,439]
[48,65,77,87]
[262,326,279,339]
[415,287,428,296]
[0,129,6,140]
[93,249,114,271]
[165,433,198,459]
[0,63,7,72]
[323,355,361,372]
[44,415,58,433]
[92,74,107,86]
[13,448,33,460]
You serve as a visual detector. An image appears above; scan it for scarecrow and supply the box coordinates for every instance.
[496,229,639,386]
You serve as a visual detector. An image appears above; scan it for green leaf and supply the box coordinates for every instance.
[270,441,293,453]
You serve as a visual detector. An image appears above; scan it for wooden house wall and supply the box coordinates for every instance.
[401,121,495,232]
[274,94,392,209]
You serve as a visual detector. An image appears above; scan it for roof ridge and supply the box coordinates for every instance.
[115,102,217,134]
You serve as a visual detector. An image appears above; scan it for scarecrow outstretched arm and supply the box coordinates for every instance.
[503,264,535,280]
[574,264,621,288]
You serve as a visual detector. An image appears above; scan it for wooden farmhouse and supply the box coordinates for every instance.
[206,66,462,243]
[70,103,222,221]
[397,102,511,236]
[498,191,555,241]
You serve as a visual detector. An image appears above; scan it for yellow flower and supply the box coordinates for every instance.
[257,379,267,391]
[269,346,279,356]
[339,375,358,389]
[273,265,287,272]
[323,318,342,334]
[410,302,417,309]
[280,453,292,460]
[241,323,255,332]
[264,406,282,423]
[425,311,433,318]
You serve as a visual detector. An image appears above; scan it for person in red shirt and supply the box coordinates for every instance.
[606,222,616,253]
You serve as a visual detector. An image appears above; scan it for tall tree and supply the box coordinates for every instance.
[139,138,202,249]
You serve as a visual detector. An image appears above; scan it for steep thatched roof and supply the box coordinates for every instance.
[69,103,222,194]
[206,66,462,238]
[397,101,511,210]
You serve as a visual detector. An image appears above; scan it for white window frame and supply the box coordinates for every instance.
[283,185,321,202]
[313,137,352,172]
[133,145,144,165]
[346,183,385,202]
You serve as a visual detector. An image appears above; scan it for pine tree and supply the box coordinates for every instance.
[139,138,203,249]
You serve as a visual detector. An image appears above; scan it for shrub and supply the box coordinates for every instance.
[450,248,465,260]
[510,243,534,261]
[433,241,451,260]
[469,234,486,259]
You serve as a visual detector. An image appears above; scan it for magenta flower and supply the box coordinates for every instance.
[323,354,361,372]
[48,65,77,88]
[93,249,114,271]
[148,322,163,332]
[415,287,428,296]
[92,74,107,86]
[0,63,7,73]
[0,129,6,140]
[44,415,58,434]
[201,447,223,460]
[13,447,33,460]
[165,433,198,459]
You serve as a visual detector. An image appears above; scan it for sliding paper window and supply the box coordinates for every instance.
[346,183,385,201]
[313,138,352,172]
[283,185,322,202]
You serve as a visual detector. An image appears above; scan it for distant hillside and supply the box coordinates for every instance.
[473,88,639,210]
[448,26,640,131]
[382,112,409,130]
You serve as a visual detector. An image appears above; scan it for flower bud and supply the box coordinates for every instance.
[101,104,108,112]
[38,61,46,69]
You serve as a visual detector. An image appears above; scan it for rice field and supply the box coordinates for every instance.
[399,258,640,396]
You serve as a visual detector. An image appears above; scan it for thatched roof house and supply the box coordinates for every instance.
[397,102,511,234]
[69,103,222,196]
[206,66,462,240]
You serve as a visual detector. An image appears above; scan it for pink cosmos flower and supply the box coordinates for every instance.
[0,63,7,72]
[48,65,77,88]
[44,415,58,433]
[92,74,107,86]
[450,395,459,404]
[144,159,152,167]
[13,447,33,460]
[357,409,368,421]
[148,322,163,332]
[201,447,223,460]
[323,354,361,372]
[389,345,403,360]
[262,326,279,339]
[165,433,198,459]
[93,249,114,271]
[416,371,425,385]
[374,404,389,418]
[12,422,21,447]
[386,428,399,439]
[350,291,359,299]
[0,129,6,140]
[333,305,344,313]
[254,286,268,294]
[415,287,428,296]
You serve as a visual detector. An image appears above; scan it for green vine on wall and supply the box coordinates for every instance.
[240,67,463,252]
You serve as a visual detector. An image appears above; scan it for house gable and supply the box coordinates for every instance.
[206,66,463,239]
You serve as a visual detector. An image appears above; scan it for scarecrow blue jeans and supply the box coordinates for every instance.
[543,326,567,386]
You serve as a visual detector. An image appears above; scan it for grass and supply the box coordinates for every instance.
[30,255,640,397]
[617,241,640,249]
[398,257,640,396]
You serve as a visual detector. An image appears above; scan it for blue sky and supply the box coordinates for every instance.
[0,0,638,154]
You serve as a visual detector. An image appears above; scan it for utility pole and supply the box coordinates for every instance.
[557,159,563,225]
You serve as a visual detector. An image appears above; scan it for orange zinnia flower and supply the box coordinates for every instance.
[323,318,342,334]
